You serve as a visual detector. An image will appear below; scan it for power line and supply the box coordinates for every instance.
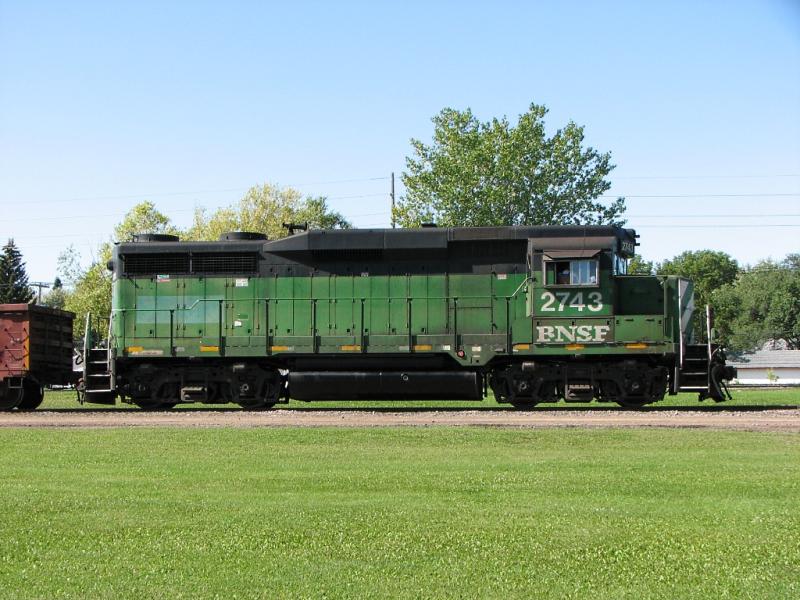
[0,176,391,206]
[602,192,799,198]
[629,213,800,218]
[6,221,800,241]
[634,224,800,228]
[11,209,800,224]
[3,208,197,223]
[613,173,800,180]
[3,208,393,224]
[326,193,387,201]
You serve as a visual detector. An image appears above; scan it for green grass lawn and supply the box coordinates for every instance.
[0,428,797,599]
[39,386,800,410]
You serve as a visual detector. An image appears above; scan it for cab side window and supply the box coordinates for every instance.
[613,255,627,275]
[545,259,598,286]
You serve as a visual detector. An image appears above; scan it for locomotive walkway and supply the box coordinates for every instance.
[1,407,799,432]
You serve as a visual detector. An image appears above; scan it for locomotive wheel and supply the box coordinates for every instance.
[237,398,276,410]
[509,400,538,410]
[133,398,175,410]
[0,383,23,410]
[614,398,650,409]
[16,379,44,411]
[237,374,282,410]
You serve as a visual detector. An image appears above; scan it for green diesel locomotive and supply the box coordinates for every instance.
[80,225,735,409]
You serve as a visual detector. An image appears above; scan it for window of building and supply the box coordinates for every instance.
[545,259,599,286]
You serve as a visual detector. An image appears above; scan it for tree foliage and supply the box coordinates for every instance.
[658,250,739,308]
[657,250,739,343]
[395,103,625,228]
[183,184,350,241]
[713,256,800,350]
[62,202,176,338]
[58,187,349,333]
[42,277,68,309]
[627,255,654,275]
[0,239,34,304]
[114,201,178,242]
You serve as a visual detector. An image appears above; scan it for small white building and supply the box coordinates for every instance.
[728,350,800,386]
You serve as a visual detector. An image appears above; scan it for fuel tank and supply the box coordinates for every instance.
[288,371,483,401]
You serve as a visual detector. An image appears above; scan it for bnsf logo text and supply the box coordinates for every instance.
[536,324,612,343]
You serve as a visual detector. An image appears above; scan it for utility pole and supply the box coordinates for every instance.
[390,172,396,229]
[31,282,51,304]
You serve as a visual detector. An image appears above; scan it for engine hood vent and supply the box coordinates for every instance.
[131,233,179,243]
[219,232,268,241]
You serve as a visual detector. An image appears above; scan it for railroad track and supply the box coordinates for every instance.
[1,408,799,432]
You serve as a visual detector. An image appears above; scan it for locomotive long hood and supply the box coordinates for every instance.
[263,225,637,257]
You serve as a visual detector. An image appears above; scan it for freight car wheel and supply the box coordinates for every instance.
[16,379,44,411]
[0,383,23,410]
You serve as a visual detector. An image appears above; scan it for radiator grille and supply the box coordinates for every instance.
[123,254,190,275]
[122,253,259,275]
[192,253,259,274]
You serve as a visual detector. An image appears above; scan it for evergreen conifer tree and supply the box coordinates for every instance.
[0,239,34,303]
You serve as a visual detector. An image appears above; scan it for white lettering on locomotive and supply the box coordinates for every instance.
[536,324,611,343]
[540,291,603,312]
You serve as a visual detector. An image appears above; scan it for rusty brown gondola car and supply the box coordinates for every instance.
[0,304,74,410]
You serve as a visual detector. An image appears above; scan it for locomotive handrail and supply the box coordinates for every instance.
[111,293,524,314]
[110,275,531,316]
[112,292,525,352]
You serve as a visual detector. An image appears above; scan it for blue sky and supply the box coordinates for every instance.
[1,0,798,281]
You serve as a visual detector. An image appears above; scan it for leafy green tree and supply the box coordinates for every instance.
[62,192,347,337]
[657,250,739,342]
[63,202,176,338]
[296,197,351,231]
[0,239,34,303]
[395,103,625,228]
[42,277,68,309]
[713,257,800,350]
[113,201,178,242]
[56,245,84,287]
[658,250,739,305]
[183,183,350,241]
[627,255,654,275]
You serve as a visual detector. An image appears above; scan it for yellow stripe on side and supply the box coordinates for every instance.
[625,343,649,349]
[340,345,362,352]
[564,344,585,351]
[413,344,433,351]
[200,345,219,352]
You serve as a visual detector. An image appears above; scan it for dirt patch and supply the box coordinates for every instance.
[1,408,799,432]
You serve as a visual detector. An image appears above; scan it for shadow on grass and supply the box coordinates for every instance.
[30,403,800,414]
[276,404,800,413]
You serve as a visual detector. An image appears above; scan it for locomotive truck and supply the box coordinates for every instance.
[66,224,733,409]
